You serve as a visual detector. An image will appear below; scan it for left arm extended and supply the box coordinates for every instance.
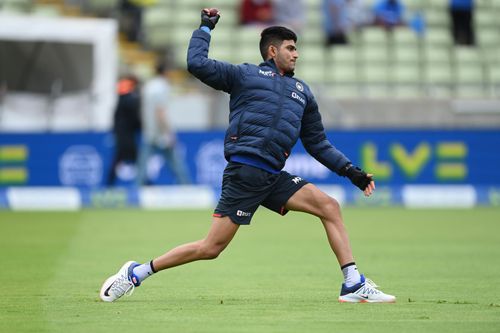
[300,96,350,173]
[300,96,375,195]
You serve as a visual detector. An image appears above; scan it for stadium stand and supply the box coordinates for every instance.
[1,0,499,131]
[133,0,497,101]
[1,0,499,100]
[0,0,499,211]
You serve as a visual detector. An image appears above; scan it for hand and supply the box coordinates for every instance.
[200,8,220,30]
[344,165,375,196]
[363,173,376,197]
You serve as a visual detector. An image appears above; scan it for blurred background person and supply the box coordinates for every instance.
[273,0,306,34]
[345,0,374,31]
[449,0,475,46]
[239,0,274,26]
[322,0,349,46]
[373,0,406,30]
[119,0,144,42]
[107,75,142,186]
[136,62,191,186]
[118,0,157,43]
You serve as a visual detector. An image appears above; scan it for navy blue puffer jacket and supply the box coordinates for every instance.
[187,29,350,174]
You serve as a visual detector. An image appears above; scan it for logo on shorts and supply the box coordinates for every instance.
[291,176,303,184]
[236,210,252,217]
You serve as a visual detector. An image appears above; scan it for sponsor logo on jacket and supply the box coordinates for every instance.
[291,91,305,105]
[296,81,304,92]
[259,69,276,77]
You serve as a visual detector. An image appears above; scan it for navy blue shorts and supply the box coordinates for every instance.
[213,162,308,225]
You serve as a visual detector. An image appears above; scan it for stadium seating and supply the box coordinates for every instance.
[1,0,499,100]
[135,0,498,100]
[0,0,33,13]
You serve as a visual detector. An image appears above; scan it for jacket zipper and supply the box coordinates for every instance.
[263,74,285,150]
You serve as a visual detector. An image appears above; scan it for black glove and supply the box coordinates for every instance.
[340,163,373,191]
[200,9,220,30]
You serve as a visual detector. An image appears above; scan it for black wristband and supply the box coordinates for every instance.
[338,163,353,177]
[345,165,372,191]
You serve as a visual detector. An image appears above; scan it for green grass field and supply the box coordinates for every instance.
[1,207,500,333]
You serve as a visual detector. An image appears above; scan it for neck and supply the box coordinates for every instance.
[267,58,285,75]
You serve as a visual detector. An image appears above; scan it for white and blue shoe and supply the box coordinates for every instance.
[100,261,141,302]
[338,274,396,303]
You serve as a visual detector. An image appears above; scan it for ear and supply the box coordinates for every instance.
[268,45,277,58]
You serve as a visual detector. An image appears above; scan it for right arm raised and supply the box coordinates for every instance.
[187,14,242,93]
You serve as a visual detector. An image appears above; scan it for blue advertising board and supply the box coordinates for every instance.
[1,130,499,187]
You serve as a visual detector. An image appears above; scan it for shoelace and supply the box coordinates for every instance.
[110,275,135,297]
[362,278,382,295]
[364,277,379,288]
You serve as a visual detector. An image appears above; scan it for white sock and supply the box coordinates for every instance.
[132,261,155,283]
[341,262,361,287]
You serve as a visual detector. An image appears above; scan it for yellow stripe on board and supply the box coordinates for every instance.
[436,143,467,159]
[0,145,28,162]
[0,168,28,183]
[435,163,467,180]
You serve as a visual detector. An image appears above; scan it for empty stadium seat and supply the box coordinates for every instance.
[361,64,389,84]
[393,28,420,45]
[394,43,421,63]
[424,62,454,97]
[424,28,453,47]
[8,0,492,101]
[0,0,32,13]
[423,46,451,63]
[424,10,449,28]
[327,84,360,99]
[475,9,497,28]
[328,64,359,84]
[328,47,359,64]
[391,63,421,84]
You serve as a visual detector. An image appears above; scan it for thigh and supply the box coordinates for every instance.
[205,216,240,248]
[261,171,308,216]
[214,163,279,225]
[284,183,337,217]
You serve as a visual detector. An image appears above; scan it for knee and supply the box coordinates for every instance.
[326,196,341,211]
[318,196,341,220]
[199,243,224,260]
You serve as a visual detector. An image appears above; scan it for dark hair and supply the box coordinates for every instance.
[259,26,297,61]
[124,74,139,85]
[155,61,168,75]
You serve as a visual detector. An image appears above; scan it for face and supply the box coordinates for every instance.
[269,40,298,75]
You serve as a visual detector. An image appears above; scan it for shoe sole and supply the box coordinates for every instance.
[338,297,396,303]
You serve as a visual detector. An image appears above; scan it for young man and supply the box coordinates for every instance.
[100,8,396,304]
[106,75,141,186]
[136,62,191,185]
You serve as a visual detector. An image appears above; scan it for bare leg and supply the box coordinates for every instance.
[152,216,239,271]
[285,183,354,266]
